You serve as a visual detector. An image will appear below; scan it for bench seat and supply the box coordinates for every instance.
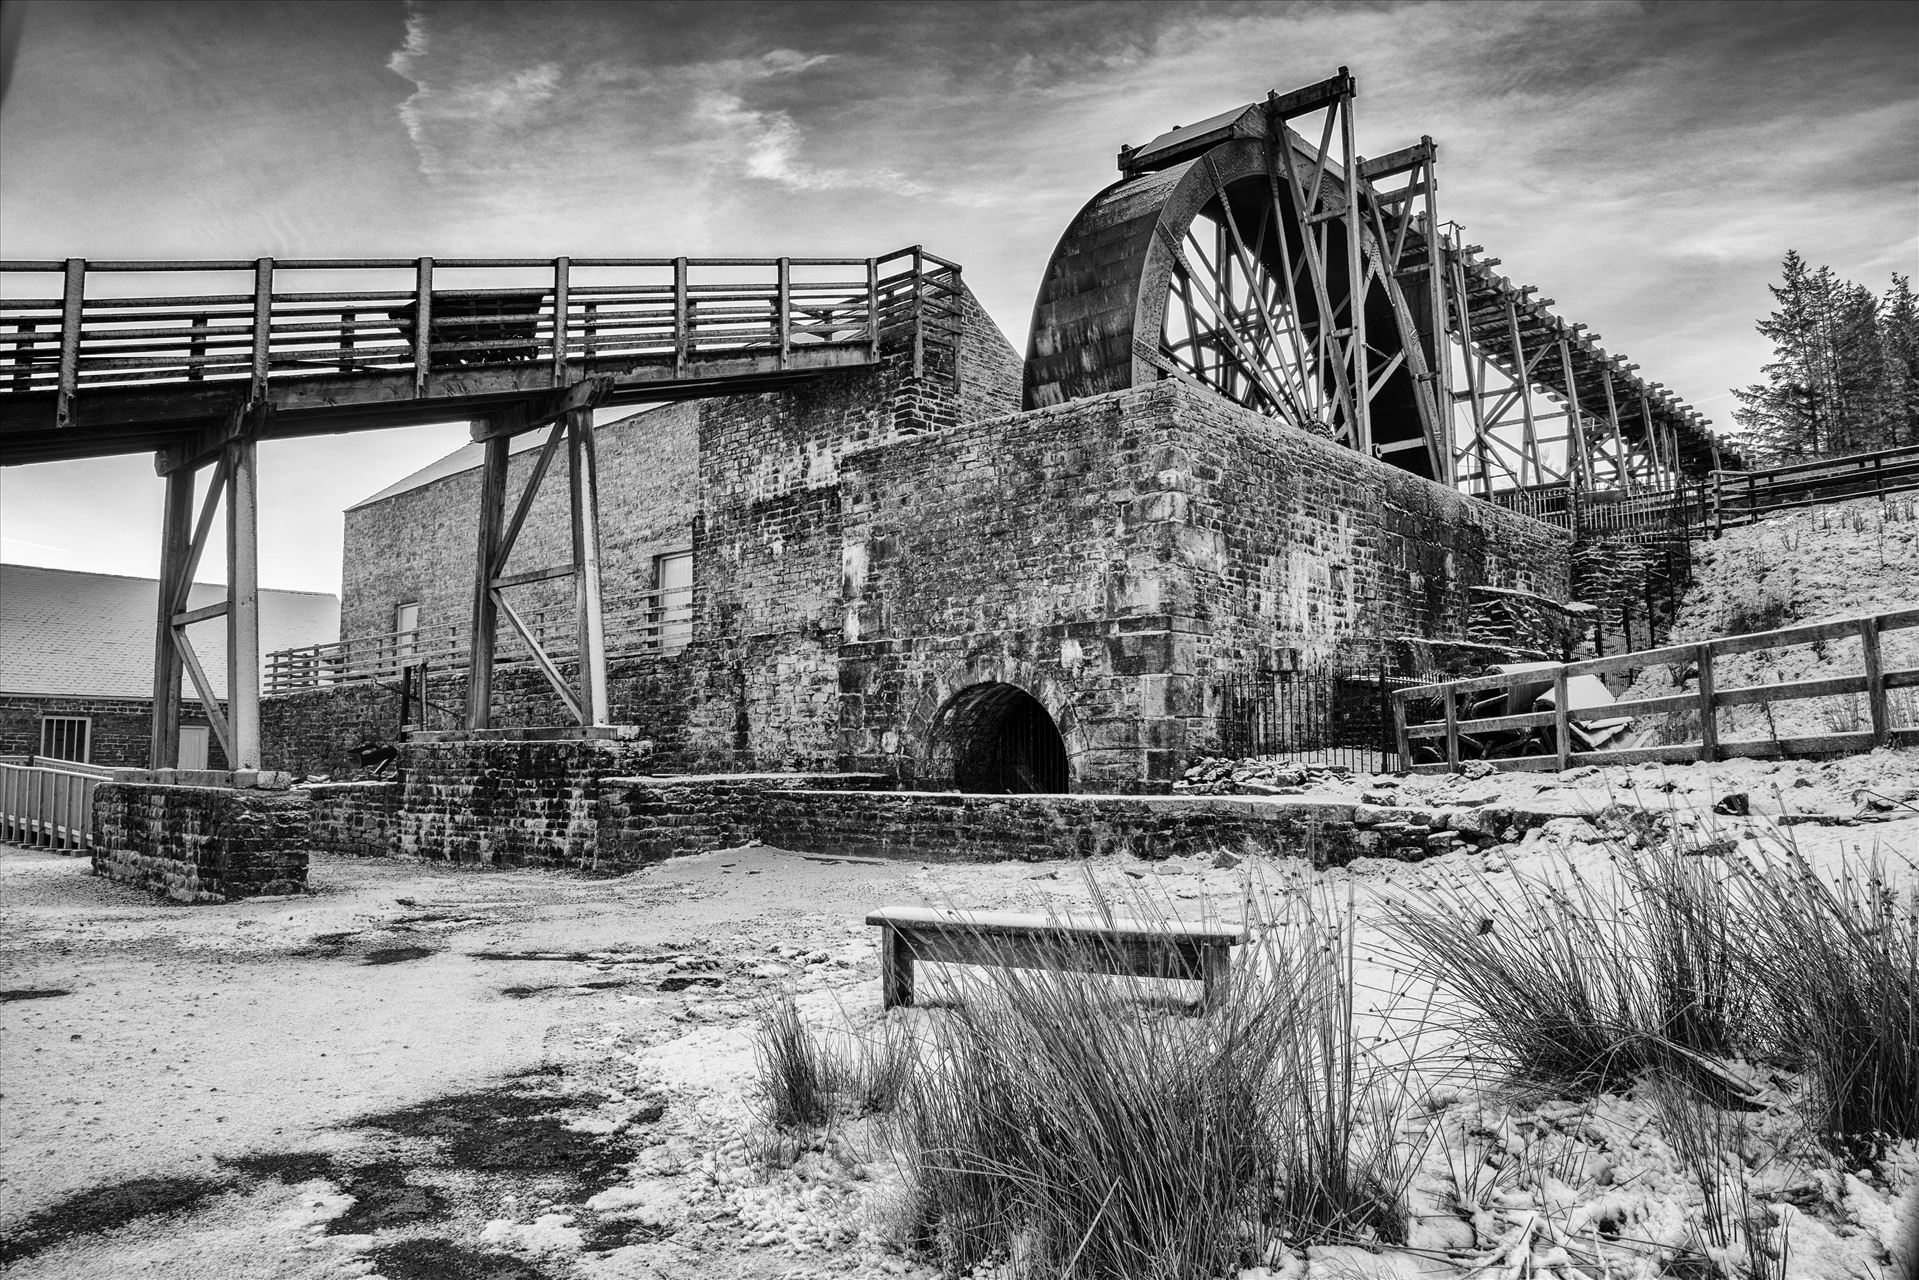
[865,906,1244,1010]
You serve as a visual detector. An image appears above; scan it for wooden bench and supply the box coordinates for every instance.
[865,906,1244,1011]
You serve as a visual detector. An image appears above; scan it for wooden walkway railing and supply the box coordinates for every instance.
[1710,444,1919,534]
[1,246,966,460]
[0,759,107,852]
[1393,607,1919,774]
[263,585,693,693]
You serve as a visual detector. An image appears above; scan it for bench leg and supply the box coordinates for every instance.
[880,925,915,1009]
[1199,944,1230,1013]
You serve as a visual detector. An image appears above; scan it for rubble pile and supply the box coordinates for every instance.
[1172,755,1353,796]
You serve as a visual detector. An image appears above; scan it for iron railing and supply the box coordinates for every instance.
[1213,660,1400,773]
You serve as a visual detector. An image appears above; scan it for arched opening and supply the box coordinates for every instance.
[929,682,1070,794]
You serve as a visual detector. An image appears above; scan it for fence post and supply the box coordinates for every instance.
[1695,643,1718,762]
[1391,691,1410,772]
[251,257,273,401]
[867,258,880,362]
[1442,685,1460,774]
[776,256,791,370]
[412,257,433,397]
[911,246,925,378]
[56,258,84,427]
[1552,666,1571,771]
[550,256,570,385]
[1861,615,1889,748]
[673,257,689,378]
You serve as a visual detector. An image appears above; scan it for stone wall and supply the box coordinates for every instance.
[0,694,228,769]
[835,380,1574,790]
[303,781,401,857]
[595,772,895,865]
[397,733,666,867]
[91,782,307,903]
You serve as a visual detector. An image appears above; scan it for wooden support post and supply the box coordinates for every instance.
[1340,97,1369,456]
[466,431,508,730]
[1443,687,1461,773]
[150,464,192,768]
[1599,368,1626,494]
[251,257,273,401]
[567,408,610,725]
[550,256,570,385]
[1861,616,1890,747]
[1420,149,1456,486]
[1552,666,1571,771]
[1695,643,1718,762]
[866,258,880,363]
[225,434,261,770]
[1503,299,1539,488]
[412,257,433,397]
[56,258,84,428]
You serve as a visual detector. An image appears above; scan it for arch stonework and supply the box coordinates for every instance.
[892,658,1087,792]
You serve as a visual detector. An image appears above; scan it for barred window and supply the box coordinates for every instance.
[40,716,90,763]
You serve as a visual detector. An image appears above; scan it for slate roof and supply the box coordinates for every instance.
[0,564,339,699]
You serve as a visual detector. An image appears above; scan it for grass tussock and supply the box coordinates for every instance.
[889,887,1424,1279]
[751,989,839,1132]
[1390,826,1918,1169]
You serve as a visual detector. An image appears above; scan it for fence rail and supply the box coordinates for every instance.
[1,246,963,422]
[263,585,693,693]
[0,760,102,852]
[1710,444,1919,533]
[1392,607,1919,774]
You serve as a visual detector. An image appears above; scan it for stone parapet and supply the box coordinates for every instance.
[91,782,308,903]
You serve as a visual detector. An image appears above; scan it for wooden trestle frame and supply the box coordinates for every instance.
[1023,69,1728,497]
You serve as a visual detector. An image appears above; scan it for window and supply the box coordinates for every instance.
[40,716,90,763]
[393,601,420,658]
[653,551,692,650]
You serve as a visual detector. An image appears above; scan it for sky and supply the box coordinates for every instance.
[1,0,1914,596]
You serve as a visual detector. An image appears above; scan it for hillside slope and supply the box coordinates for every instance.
[1624,494,1919,739]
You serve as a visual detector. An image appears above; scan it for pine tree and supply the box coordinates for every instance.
[1732,253,1898,463]
[1882,273,1919,449]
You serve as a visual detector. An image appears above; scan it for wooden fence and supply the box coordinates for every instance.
[263,584,692,693]
[1710,444,1919,534]
[1393,607,1919,774]
[0,759,107,852]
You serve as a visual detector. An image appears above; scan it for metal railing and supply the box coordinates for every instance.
[1,246,965,416]
[1709,444,1919,534]
[1393,606,1919,774]
[263,585,694,693]
[0,759,104,852]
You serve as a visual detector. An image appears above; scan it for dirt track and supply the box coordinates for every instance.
[0,844,938,1280]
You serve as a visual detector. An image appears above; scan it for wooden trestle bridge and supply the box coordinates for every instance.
[1,68,1739,776]
[0,247,964,770]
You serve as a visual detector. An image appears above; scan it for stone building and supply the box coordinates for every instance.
[293,283,1570,792]
[3,564,338,768]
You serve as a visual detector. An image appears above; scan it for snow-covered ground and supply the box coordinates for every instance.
[4,762,1914,1279]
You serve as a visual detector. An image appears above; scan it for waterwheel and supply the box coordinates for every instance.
[1022,71,1449,481]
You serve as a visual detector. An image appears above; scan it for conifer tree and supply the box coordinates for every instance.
[1732,253,1902,463]
[1883,273,1919,448]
